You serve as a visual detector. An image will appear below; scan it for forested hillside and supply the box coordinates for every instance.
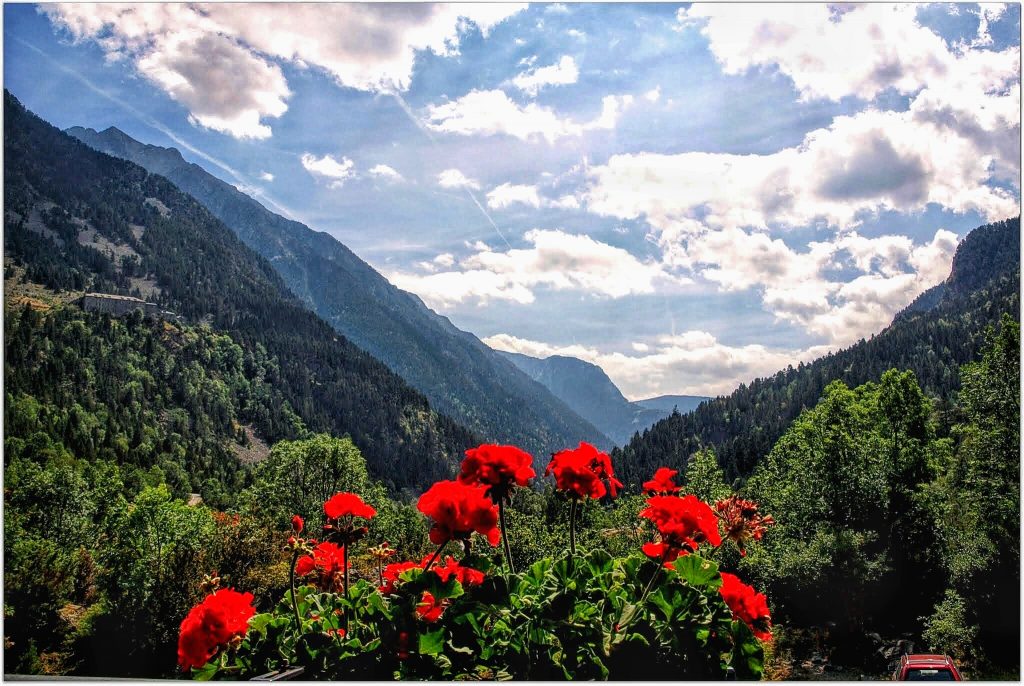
[67,125,611,453]
[614,217,1020,486]
[3,90,474,492]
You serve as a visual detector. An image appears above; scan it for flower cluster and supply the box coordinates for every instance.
[640,494,722,563]
[431,555,485,588]
[458,444,535,502]
[714,494,775,557]
[295,541,348,590]
[642,467,681,495]
[325,492,377,520]
[417,480,501,547]
[545,442,623,499]
[379,560,422,595]
[177,588,256,670]
[719,573,773,641]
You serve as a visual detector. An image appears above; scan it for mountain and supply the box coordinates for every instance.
[613,217,1021,487]
[5,90,475,492]
[633,395,709,414]
[497,350,710,445]
[66,125,611,454]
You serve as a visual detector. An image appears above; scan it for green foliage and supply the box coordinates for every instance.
[928,315,1019,665]
[922,590,977,663]
[741,370,945,640]
[684,448,730,503]
[241,435,370,531]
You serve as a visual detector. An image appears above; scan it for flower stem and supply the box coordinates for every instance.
[342,543,351,635]
[638,552,668,607]
[288,548,302,634]
[422,541,447,573]
[499,498,515,575]
[569,498,578,558]
[343,544,350,598]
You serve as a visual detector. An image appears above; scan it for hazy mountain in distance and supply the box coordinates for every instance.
[67,125,612,454]
[498,350,710,446]
[632,395,710,414]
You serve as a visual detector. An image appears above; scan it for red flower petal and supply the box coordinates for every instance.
[324,492,376,520]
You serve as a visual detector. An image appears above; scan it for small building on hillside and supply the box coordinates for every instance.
[78,292,160,318]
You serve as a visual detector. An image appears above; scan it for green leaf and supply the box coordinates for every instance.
[672,554,721,588]
[248,612,273,634]
[729,620,765,680]
[647,589,675,621]
[617,601,639,628]
[192,661,219,681]
[419,628,446,655]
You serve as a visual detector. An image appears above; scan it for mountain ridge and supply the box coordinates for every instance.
[613,216,1021,487]
[6,90,475,492]
[66,125,612,454]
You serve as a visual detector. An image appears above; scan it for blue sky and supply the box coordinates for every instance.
[5,3,1020,398]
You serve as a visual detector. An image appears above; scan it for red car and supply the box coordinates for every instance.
[893,654,963,681]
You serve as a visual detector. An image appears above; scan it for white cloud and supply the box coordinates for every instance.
[644,86,661,103]
[483,331,833,398]
[368,164,404,182]
[484,182,581,211]
[44,3,526,138]
[437,168,480,190]
[425,88,637,142]
[676,3,1020,183]
[551,194,581,210]
[301,153,355,188]
[259,171,274,182]
[426,89,584,143]
[680,4,974,101]
[512,55,579,95]
[586,108,1018,233]
[584,94,634,131]
[387,229,687,307]
[487,183,542,209]
[567,28,586,40]
[662,225,960,346]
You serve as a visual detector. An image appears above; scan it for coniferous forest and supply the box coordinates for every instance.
[3,86,1020,681]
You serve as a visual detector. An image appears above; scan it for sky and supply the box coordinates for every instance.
[4,2,1020,399]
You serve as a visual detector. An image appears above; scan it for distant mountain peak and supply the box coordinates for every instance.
[498,350,710,446]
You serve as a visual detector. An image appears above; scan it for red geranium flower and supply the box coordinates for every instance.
[416,591,445,623]
[545,442,623,499]
[430,555,486,588]
[719,572,773,641]
[643,467,681,495]
[417,480,501,547]
[324,492,377,520]
[379,560,422,595]
[295,541,348,590]
[458,444,536,502]
[177,588,255,670]
[640,494,722,562]
[291,514,304,533]
[714,495,775,557]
